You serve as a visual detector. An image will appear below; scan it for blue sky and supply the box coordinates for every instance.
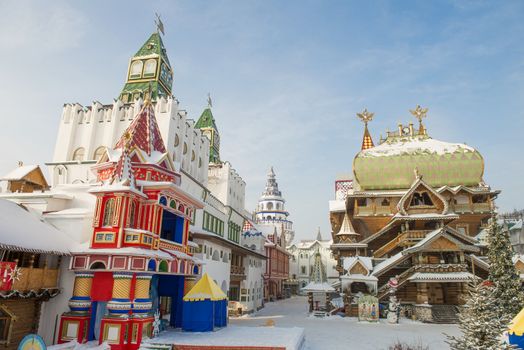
[0,1,523,241]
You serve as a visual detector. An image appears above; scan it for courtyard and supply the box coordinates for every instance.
[230,296,461,350]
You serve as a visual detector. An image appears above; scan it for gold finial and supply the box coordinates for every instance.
[414,167,421,180]
[410,105,428,124]
[144,82,153,104]
[356,108,374,125]
[155,13,165,35]
[207,93,213,108]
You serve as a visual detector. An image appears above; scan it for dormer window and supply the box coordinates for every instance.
[143,59,157,78]
[102,198,115,227]
[129,60,143,79]
[411,192,433,206]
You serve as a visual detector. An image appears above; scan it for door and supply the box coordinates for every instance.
[428,283,444,304]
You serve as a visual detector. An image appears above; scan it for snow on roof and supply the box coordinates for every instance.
[72,241,173,260]
[343,256,373,272]
[340,274,378,282]
[408,271,476,282]
[301,282,335,292]
[361,136,476,158]
[0,165,39,181]
[372,252,405,276]
[0,199,74,254]
[393,213,459,220]
[329,200,346,212]
[510,220,523,230]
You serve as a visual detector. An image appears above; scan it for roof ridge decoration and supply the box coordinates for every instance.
[396,174,449,216]
[357,109,375,150]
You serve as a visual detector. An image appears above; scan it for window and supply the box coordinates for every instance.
[129,60,143,79]
[0,306,14,344]
[174,134,180,147]
[411,192,433,206]
[267,202,273,210]
[72,147,85,161]
[93,146,106,161]
[301,266,306,274]
[381,198,390,207]
[183,142,188,155]
[143,59,157,77]
[191,150,195,161]
[128,201,136,228]
[357,198,367,207]
[102,198,115,227]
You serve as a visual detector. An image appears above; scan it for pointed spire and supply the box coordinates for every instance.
[337,213,360,241]
[316,227,322,241]
[111,133,136,188]
[114,102,166,157]
[357,109,375,150]
[310,247,327,284]
[263,166,281,196]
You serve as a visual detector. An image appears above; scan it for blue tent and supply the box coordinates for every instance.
[509,307,524,349]
[182,273,228,332]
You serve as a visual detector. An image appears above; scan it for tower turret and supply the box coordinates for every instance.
[119,29,174,102]
[195,95,220,164]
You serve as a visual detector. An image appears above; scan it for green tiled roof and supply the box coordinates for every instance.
[195,108,218,130]
[135,32,171,67]
[353,135,485,190]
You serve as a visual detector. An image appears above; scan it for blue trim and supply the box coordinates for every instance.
[110,298,130,302]
[132,309,150,313]
[70,307,90,312]
[108,309,129,314]
[134,298,151,302]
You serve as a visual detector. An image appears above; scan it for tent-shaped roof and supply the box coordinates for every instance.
[509,307,524,336]
[183,273,227,301]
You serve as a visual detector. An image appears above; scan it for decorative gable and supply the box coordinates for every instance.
[349,261,369,275]
[428,236,460,251]
[397,176,448,215]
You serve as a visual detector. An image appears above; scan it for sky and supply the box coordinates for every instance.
[0,0,523,242]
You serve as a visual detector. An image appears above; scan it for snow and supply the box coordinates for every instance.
[343,256,373,271]
[145,325,304,350]
[0,198,74,254]
[329,200,346,212]
[302,282,335,292]
[408,271,476,282]
[0,165,38,180]
[231,296,460,350]
[72,242,174,260]
[361,136,476,158]
[372,252,405,275]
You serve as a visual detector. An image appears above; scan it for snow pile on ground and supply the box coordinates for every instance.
[145,325,305,350]
[231,296,460,350]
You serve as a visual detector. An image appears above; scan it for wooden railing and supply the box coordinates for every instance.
[12,267,59,291]
[374,230,431,258]
[230,265,245,276]
[452,202,490,214]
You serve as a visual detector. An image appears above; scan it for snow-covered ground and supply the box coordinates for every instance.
[230,296,461,350]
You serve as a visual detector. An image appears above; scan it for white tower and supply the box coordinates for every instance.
[255,167,295,244]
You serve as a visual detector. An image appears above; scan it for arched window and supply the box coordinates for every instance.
[174,134,180,147]
[267,202,274,210]
[183,142,188,155]
[143,59,157,77]
[129,60,143,79]
[90,261,106,269]
[128,201,136,228]
[72,147,85,161]
[381,198,390,207]
[93,146,106,161]
[102,198,115,227]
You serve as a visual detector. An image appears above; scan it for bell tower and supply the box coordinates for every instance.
[120,17,173,102]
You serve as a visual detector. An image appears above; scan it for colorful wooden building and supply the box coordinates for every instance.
[329,106,499,322]
[58,97,203,349]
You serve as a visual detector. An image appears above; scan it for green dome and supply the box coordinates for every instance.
[353,134,484,190]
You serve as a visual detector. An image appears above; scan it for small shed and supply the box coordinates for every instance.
[182,273,228,332]
[509,307,524,349]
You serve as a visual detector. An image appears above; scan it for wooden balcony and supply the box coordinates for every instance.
[413,263,468,273]
[230,265,245,276]
[12,267,60,291]
[452,202,490,214]
[374,230,431,258]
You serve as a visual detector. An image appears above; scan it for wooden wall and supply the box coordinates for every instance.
[0,299,41,350]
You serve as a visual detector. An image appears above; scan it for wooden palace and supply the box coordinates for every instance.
[329,106,498,322]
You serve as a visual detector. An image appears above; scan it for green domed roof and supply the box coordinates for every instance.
[353,134,484,190]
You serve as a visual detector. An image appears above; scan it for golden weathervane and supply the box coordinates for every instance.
[409,105,428,124]
[356,108,374,125]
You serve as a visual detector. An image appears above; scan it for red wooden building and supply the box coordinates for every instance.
[58,98,203,349]
[264,229,290,301]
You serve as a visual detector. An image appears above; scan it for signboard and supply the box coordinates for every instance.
[358,295,379,322]
[0,262,17,291]
[18,334,47,350]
